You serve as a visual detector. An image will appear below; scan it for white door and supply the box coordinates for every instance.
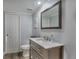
[5,13,20,54]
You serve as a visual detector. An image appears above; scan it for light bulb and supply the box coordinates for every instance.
[37,1,41,5]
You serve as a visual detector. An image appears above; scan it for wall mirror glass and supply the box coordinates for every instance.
[41,1,62,29]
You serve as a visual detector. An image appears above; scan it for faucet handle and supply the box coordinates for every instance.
[43,36,48,41]
[51,34,53,37]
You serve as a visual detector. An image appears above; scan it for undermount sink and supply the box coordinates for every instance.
[35,38,50,41]
[35,38,43,41]
[35,38,53,44]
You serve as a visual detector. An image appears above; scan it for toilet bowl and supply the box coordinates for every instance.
[21,45,29,58]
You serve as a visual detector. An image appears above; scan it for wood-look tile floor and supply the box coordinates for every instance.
[4,53,29,59]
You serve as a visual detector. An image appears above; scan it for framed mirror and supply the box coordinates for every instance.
[41,1,62,29]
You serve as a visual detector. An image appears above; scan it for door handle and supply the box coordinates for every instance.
[6,34,8,36]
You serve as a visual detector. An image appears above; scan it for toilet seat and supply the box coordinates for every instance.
[21,45,29,49]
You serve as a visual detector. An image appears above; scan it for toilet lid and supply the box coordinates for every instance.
[21,45,29,49]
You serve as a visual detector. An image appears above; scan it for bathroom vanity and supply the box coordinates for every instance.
[29,38,64,59]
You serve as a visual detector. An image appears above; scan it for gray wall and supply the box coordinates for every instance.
[20,15,32,45]
[32,0,76,59]
[62,0,76,59]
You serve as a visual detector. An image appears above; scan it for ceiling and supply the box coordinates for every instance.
[3,0,58,14]
[3,0,48,14]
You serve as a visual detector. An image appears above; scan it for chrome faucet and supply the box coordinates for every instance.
[43,36,51,41]
[43,36,48,41]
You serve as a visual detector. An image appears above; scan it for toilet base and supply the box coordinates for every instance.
[23,54,29,57]
[22,49,29,58]
[21,44,29,58]
[23,56,29,59]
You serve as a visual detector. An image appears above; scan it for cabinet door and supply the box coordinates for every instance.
[31,48,43,59]
[38,54,43,59]
[31,48,36,59]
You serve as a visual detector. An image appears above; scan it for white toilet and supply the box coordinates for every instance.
[21,45,29,58]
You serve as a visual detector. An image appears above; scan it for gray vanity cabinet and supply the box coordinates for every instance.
[30,40,63,59]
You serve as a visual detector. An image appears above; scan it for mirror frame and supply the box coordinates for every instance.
[41,1,62,29]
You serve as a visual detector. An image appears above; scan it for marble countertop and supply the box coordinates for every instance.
[30,38,64,49]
